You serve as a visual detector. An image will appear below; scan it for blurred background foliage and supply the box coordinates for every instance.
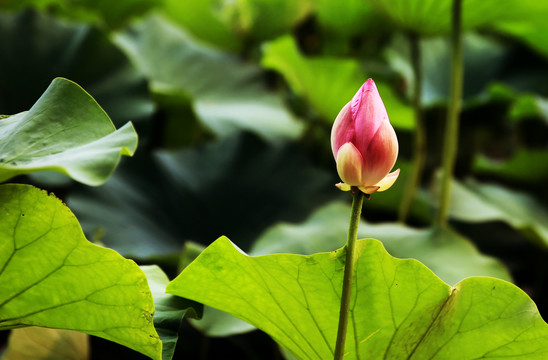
[1,0,548,359]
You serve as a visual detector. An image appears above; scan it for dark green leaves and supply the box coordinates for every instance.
[474,150,548,183]
[449,180,548,248]
[68,133,334,258]
[115,17,303,141]
[0,10,153,130]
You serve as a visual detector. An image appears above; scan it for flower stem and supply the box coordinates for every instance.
[334,188,364,360]
[398,32,426,223]
[436,0,463,227]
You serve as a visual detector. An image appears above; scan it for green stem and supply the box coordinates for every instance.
[436,0,463,227]
[398,32,426,223]
[333,189,365,360]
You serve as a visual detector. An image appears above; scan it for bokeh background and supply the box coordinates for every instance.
[1,0,548,359]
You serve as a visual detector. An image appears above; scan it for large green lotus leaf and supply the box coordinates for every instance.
[474,149,548,184]
[168,236,548,359]
[0,78,137,186]
[190,200,510,338]
[0,10,153,131]
[4,327,89,360]
[142,265,202,360]
[0,184,161,360]
[115,16,303,141]
[68,133,335,258]
[385,33,508,107]
[367,0,538,36]
[448,179,548,248]
[261,35,414,130]
[161,0,313,51]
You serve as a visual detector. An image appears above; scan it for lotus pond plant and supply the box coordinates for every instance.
[2,0,548,359]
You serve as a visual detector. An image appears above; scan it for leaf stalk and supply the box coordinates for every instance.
[398,32,426,223]
[333,188,364,360]
[436,0,464,227]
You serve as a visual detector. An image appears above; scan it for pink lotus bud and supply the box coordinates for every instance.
[331,79,399,194]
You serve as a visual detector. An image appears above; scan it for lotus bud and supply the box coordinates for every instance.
[331,79,399,194]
